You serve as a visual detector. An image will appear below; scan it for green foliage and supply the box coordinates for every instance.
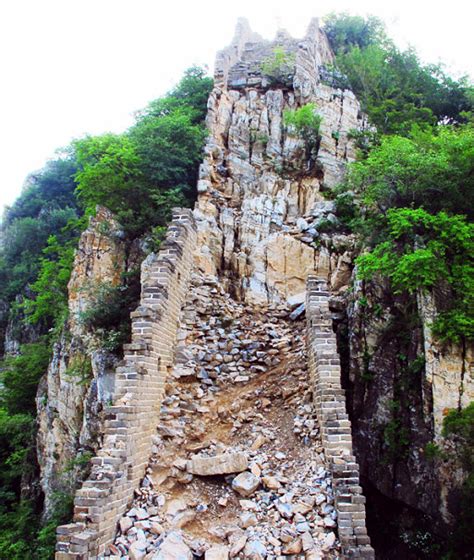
[78,270,141,353]
[3,158,79,226]
[0,156,81,304]
[74,66,211,236]
[443,403,474,442]
[0,343,51,415]
[74,133,142,217]
[382,400,410,463]
[0,344,52,560]
[345,126,474,217]
[323,12,387,54]
[283,103,322,158]
[35,493,74,560]
[424,442,443,461]
[347,127,380,157]
[357,208,473,343]
[442,403,474,559]
[0,66,212,557]
[24,228,82,330]
[324,15,473,134]
[64,356,93,385]
[261,46,295,86]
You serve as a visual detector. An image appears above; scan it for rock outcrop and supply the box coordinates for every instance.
[37,207,127,514]
[194,17,363,303]
[338,277,473,554]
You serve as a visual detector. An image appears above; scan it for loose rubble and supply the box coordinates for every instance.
[107,273,340,559]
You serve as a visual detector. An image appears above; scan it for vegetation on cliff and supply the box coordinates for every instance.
[0,66,212,559]
[324,13,473,559]
[324,12,473,134]
[324,14,473,347]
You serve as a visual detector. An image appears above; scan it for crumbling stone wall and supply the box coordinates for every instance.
[55,209,197,559]
[306,276,374,559]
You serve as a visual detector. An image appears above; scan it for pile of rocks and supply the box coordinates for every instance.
[107,274,340,559]
[172,273,295,390]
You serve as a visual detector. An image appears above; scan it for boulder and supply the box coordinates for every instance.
[187,452,248,476]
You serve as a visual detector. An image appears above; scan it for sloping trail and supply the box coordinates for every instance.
[108,273,340,559]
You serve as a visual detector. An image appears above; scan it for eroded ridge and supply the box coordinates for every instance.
[55,210,197,559]
[108,273,342,559]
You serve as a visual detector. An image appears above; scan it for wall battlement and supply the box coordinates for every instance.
[306,276,375,559]
[55,209,197,559]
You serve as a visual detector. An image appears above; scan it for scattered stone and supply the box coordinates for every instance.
[250,435,266,450]
[282,538,302,555]
[244,538,267,559]
[240,512,258,528]
[232,471,260,497]
[262,476,281,490]
[322,531,336,551]
[119,516,133,534]
[230,534,247,556]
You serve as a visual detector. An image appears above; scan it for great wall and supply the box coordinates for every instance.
[55,18,375,559]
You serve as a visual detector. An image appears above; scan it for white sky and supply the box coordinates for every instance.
[1,0,472,212]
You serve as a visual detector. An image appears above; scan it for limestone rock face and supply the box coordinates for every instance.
[342,279,474,532]
[193,18,364,303]
[68,206,126,334]
[36,207,127,515]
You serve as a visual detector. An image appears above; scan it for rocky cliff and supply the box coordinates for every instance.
[338,278,473,556]
[53,18,377,560]
[37,207,129,514]
[194,18,363,304]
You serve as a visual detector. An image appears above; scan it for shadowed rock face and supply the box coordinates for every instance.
[194,17,364,304]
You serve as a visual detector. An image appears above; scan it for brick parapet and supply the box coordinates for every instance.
[306,276,375,559]
[55,209,197,559]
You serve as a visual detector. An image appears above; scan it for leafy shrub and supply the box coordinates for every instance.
[73,67,212,237]
[64,356,92,385]
[24,230,82,330]
[261,46,295,86]
[442,403,474,559]
[283,103,322,159]
[382,400,410,462]
[0,343,51,415]
[323,12,387,54]
[78,270,140,353]
[344,126,474,219]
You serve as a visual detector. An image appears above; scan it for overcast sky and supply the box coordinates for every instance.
[1,0,472,212]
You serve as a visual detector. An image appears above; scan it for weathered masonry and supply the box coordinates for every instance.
[56,210,197,558]
[306,277,374,559]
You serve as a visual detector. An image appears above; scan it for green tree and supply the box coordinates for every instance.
[357,209,473,343]
[73,66,212,236]
[323,12,387,53]
[323,14,473,133]
[344,125,474,220]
